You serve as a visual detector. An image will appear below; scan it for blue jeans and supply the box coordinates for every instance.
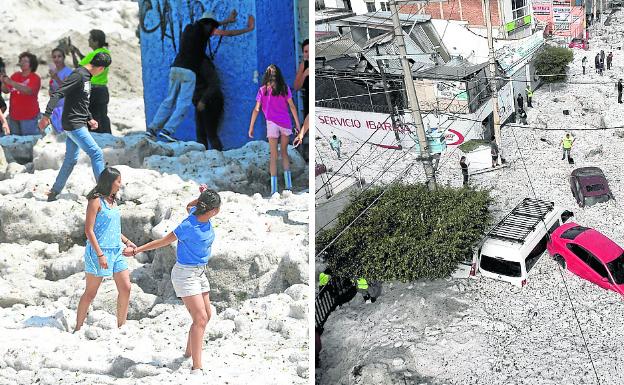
[149,67,196,136]
[7,117,39,136]
[52,127,105,193]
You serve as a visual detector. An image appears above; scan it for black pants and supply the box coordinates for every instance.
[583,66,586,75]
[463,173,468,186]
[194,101,224,151]
[527,97,532,107]
[619,91,622,104]
[89,85,111,134]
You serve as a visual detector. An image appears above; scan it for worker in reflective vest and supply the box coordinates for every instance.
[526,85,533,108]
[356,277,370,301]
[319,271,331,287]
[561,133,575,161]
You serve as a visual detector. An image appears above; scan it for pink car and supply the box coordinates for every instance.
[568,38,588,50]
[548,222,624,294]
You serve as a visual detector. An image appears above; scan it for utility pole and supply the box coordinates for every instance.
[388,0,436,190]
[483,0,502,163]
[377,59,402,146]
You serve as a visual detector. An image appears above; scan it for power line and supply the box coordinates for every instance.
[507,123,601,385]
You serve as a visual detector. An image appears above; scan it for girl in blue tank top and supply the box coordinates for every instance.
[74,167,137,332]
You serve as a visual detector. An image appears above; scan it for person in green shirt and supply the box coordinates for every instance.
[70,29,111,134]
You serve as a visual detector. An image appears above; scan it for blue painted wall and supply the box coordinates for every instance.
[138,0,296,149]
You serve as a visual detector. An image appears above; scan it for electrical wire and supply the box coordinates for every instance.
[507,123,601,385]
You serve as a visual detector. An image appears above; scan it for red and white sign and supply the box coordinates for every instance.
[315,107,479,148]
[316,108,415,149]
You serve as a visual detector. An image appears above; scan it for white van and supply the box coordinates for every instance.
[470,198,573,287]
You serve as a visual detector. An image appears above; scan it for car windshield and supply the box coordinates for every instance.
[585,183,605,192]
[607,253,624,285]
[480,255,521,277]
[585,194,611,207]
[560,226,590,240]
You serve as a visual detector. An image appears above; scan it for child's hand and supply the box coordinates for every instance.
[199,183,208,193]
[98,254,108,269]
[293,134,303,147]
[248,128,254,139]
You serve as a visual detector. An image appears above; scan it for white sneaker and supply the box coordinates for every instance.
[191,368,204,376]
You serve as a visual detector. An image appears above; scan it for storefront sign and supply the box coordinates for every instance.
[435,81,468,101]
[315,107,478,148]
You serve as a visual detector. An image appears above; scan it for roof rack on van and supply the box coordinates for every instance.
[487,198,555,243]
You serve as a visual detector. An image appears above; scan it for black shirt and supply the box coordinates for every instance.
[193,58,222,105]
[302,60,309,117]
[172,21,217,74]
[460,161,468,174]
[44,66,92,131]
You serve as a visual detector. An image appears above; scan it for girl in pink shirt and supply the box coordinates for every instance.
[248,64,300,195]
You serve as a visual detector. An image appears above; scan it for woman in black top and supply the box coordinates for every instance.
[294,39,309,118]
[460,156,469,186]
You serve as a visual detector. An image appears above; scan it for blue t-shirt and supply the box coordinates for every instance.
[173,207,215,266]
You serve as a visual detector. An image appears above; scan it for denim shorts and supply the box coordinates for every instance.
[84,246,128,277]
[171,262,210,298]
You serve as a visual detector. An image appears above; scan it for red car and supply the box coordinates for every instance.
[568,38,588,50]
[548,222,624,294]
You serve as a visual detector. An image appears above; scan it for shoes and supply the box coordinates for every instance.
[47,191,59,202]
[191,368,204,376]
[145,128,157,138]
[158,131,177,142]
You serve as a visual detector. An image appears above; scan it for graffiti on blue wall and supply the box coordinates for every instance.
[139,0,205,52]
[139,0,296,150]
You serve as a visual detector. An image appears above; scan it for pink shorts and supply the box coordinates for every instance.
[266,121,292,139]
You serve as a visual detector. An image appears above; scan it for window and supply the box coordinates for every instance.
[480,255,522,277]
[315,0,325,10]
[586,184,605,192]
[607,253,624,284]
[567,244,609,278]
[560,226,590,240]
[548,220,560,235]
[511,0,528,21]
[366,1,376,12]
[344,0,353,11]
[380,1,389,11]
[526,236,548,273]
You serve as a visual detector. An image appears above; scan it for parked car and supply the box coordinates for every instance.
[470,198,573,286]
[547,222,624,295]
[568,38,588,50]
[570,167,614,207]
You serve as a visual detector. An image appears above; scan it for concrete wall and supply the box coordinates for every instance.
[138,0,296,149]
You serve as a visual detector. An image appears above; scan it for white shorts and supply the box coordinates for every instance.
[171,263,210,298]
[266,121,292,139]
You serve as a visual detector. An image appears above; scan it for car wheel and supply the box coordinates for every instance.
[554,254,566,269]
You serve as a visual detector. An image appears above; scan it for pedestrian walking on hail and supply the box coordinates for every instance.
[607,52,613,70]
[127,186,221,376]
[582,56,587,75]
[490,138,500,168]
[460,156,469,186]
[595,53,600,73]
[517,108,528,125]
[248,64,300,195]
[617,79,623,104]
[525,85,533,108]
[330,134,342,159]
[561,133,575,161]
[38,52,112,202]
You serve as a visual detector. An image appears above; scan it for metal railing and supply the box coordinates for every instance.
[315,277,357,331]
